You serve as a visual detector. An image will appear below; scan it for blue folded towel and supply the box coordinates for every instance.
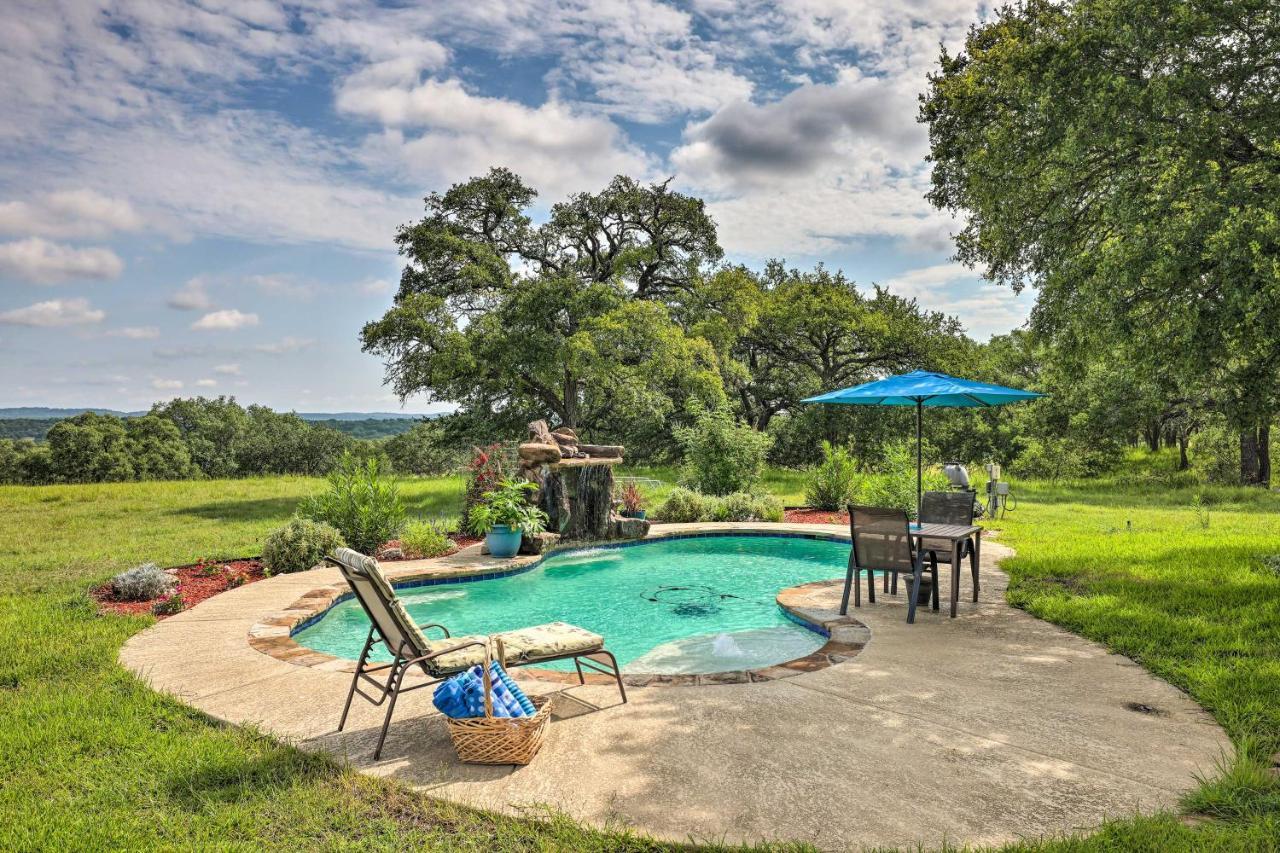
[432,663,532,719]
[491,662,536,715]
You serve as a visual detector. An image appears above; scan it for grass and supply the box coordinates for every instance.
[2,461,1279,849]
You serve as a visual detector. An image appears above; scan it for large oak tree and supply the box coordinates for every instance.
[922,0,1280,484]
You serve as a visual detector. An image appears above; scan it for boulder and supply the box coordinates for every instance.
[577,444,624,458]
[518,442,561,464]
[610,515,649,540]
[527,419,557,444]
[518,531,560,555]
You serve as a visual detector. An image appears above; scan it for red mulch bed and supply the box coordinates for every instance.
[784,507,850,526]
[93,558,266,619]
[95,535,484,620]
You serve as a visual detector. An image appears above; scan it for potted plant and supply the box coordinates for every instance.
[468,479,548,558]
[619,482,647,520]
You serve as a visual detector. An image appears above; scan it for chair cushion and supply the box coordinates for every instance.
[419,634,492,675]
[495,621,604,663]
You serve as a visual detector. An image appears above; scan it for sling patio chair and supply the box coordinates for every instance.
[325,547,626,759]
[918,489,979,600]
[841,505,939,624]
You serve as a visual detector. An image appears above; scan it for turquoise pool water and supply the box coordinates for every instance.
[293,534,853,675]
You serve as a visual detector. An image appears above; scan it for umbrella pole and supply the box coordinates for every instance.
[916,400,922,522]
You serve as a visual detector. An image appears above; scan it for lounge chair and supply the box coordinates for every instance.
[325,547,626,759]
[841,505,939,624]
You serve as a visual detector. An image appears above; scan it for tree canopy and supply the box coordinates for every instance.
[921,0,1280,483]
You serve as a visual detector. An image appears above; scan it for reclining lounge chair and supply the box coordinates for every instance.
[325,547,626,759]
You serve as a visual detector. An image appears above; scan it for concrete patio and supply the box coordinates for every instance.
[120,524,1229,850]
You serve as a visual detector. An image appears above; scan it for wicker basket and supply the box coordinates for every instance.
[444,639,551,765]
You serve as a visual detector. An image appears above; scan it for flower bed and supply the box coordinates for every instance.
[783,508,850,526]
[95,536,483,619]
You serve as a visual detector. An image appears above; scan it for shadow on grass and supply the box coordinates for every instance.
[173,497,304,524]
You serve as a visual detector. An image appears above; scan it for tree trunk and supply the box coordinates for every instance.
[1259,423,1271,488]
[1144,425,1160,453]
[1240,425,1266,486]
[1177,431,1190,471]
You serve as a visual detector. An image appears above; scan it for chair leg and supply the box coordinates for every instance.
[338,628,377,732]
[600,650,627,704]
[574,657,586,685]
[840,561,856,615]
[929,554,940,611]
[883,569,889,593]
[373,661,406,761]
[866,568,875,603]
[906,567,921,624]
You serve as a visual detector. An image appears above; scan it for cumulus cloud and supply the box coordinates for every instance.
[167,278,214,311]
[0,237,124,284]
[191,309,259,331]
[0,189,145,239]
[245,273,314,299]
[0,297,105,327]
[338,78,653,198]
[357,278,393,296]
[108,326,160,339]
[881,262,1032,339]
[212,363,241,375]
[194,378,218,388]
[152,378,184,390]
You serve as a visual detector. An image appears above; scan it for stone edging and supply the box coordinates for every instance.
[248,526,869,686]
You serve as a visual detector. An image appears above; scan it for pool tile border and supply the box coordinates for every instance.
[248,525,867,686]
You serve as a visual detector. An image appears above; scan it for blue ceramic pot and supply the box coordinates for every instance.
[485,524,523,558]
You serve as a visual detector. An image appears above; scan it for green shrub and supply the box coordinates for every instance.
[675,405,772,496]
[400,519,455,559]
[1189,423,1240,485]
[111,563,176,601]
[654,487,712,522]
[152,593,185,616]
[858,440,949,519]
[462,443,509,535]
[261,518,345,575]
[299,453,405,555]
[713,491,784,522]
[804,441,858,510]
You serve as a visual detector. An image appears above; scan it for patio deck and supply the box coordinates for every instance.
[119,523,1229,850]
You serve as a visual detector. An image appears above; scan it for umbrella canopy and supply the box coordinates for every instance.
[802,370,1043,520]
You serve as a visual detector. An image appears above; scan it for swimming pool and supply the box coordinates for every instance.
[293,534,853,675]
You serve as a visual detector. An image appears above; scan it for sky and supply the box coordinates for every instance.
[0,0,1029,414]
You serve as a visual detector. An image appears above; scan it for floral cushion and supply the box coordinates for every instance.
[495,621,604,663]
[419,634,492,675]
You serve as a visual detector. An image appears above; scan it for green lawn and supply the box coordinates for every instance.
[2,469,1278,849]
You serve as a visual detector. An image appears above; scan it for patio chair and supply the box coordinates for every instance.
[841,505,938,624]
[325,547,626,759]
[919,490,979,599]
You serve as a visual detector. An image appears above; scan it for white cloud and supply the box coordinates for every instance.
[880,262,1032,340]
[0,297,105,327]
[358,278,393,296]
[0,237,124,284]
[191,309,259,331]
[212,363,241,375]
[109,326,160,339]
[167,278,214,311]
[245,273,313,299]
[253,336,314,354]
[338,78,653,198]
[194,378,218,388]
[0,189,145,239]
[152,378,184,390]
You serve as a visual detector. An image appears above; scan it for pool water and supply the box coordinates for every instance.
[294,535,854,675]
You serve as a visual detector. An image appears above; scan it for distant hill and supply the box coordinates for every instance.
[0,407,437,421]
[0,407,437,442]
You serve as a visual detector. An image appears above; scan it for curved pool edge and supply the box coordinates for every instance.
[248,522,869,686]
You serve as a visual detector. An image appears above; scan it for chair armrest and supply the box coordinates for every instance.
[404,639,487,668]
[417,623,451,638]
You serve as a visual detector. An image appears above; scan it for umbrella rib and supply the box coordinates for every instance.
[961,393,993,407]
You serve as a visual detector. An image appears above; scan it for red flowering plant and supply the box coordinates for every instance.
[462,443,508,534]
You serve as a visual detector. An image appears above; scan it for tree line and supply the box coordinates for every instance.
[0,398,461,485]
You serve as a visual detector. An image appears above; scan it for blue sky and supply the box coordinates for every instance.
[0,0,1027,413]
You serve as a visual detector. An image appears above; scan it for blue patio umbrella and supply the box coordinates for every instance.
[802,370,1043,522]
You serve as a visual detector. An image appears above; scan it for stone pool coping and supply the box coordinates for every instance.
[248,523,871,686]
